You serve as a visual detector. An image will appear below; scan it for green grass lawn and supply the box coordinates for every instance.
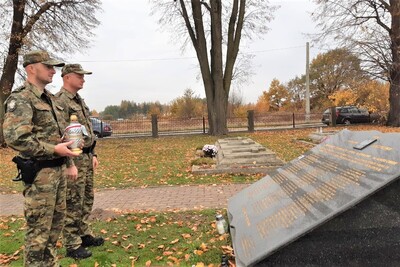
[0,210,233,266]
[0,128,320,193]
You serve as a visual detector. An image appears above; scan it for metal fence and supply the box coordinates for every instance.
[91,112,325,138]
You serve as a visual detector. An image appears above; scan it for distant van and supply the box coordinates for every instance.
[322,106,371,125]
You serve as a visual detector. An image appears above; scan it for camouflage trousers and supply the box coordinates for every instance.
[63,153,95,250]
[23,165,66,267]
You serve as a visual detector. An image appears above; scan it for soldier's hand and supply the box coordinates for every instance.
[92,155,99,169]
[66,165,78,180]
[54,140,80,157]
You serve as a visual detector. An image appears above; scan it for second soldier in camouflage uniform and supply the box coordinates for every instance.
[3,50,79,267]
[56,64,104,259]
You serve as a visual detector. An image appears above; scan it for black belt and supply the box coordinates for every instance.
[82,147,91,154]
[36,157,66,168]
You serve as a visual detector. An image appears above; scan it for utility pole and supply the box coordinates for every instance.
[305,42,310,122]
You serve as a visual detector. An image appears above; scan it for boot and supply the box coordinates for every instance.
[81,235,105,247]
[66,246,92,259]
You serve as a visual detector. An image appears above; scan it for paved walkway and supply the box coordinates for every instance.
[0,184,250,217]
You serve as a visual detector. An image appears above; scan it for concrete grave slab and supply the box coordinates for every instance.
[192,137,284,175]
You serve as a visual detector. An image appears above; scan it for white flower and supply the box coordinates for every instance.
[202,144,218,157]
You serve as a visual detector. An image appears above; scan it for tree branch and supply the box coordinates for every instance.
[200,0,211,12]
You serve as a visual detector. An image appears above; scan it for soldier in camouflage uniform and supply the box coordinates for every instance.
[3,50,79,267]
[56,64,104,259]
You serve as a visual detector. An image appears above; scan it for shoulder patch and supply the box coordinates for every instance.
[6,99,17,112]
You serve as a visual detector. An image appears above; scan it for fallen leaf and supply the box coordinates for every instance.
[145,260,152,266]
[167,256,180,264]
[199,243,208,251]
[123,243,134,250]
[56,240,63,248]
[194,249,203,256]
[181,233,191,239]
[170,238,179,244]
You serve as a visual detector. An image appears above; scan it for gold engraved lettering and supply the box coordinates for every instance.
[319,145,390,171]
[240,236,255,259]
[246,179,275,199]
[252,189,286,214]
[242,207,251,226]
[254,143,398,239]
[373,144,392,151]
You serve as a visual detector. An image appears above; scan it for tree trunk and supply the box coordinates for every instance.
[174,0,246,135]
[207,0,228,135]
[387,81,400,127]
[387,0,400,127]
[0,1,25,147]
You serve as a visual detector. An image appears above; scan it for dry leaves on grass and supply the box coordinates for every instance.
[0,249,21,265]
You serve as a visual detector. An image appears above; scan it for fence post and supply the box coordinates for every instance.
[292,113,295,128]
[151,114,158,138]
[247,110,255,132]
[330,107,337,127]
[202,116,206,134]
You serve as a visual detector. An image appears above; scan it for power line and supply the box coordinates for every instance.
[75,45,307,63]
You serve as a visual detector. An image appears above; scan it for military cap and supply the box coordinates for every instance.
[23,50,65,67]
[61,64,92,77]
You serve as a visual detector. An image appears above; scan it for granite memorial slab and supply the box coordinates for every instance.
[228,130,400,266]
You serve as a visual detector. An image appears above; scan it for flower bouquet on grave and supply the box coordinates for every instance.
[202,144,218,158]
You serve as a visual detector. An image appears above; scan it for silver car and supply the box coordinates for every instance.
[90,117,112,138]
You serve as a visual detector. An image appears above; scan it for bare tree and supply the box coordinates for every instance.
[228,88,244,117]
[0,0,101,145]
[312,0,400,127]
[150,0,277,135]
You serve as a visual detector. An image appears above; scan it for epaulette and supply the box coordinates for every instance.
[10,85,26,94]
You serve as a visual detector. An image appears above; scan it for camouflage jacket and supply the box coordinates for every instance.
[55,87,96,150]
[3,82,70,161]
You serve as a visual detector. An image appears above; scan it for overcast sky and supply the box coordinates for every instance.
[49,0,323,112]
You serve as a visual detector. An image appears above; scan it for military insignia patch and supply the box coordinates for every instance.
[7,100,17,112]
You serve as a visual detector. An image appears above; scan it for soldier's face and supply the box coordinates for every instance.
[32,63,56,84]
[67,73,85,90]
